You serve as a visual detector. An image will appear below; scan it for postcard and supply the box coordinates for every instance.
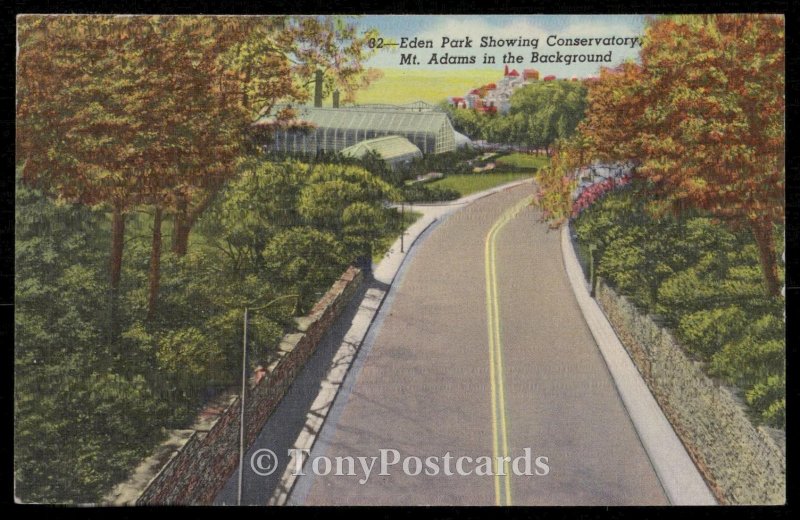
[14,13,785,506]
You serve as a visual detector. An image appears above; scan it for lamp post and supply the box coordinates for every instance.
[400,201,405,253]
[236,293,298,506]
[237,307,249,506]
[588,244,598,297]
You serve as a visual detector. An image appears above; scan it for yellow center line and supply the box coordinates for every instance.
[484,196,530,506]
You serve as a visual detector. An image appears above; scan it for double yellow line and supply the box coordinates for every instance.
[484,196,530,506]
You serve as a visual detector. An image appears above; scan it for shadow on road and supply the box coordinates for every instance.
[214,273,388,505]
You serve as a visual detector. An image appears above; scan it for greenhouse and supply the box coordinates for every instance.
[340,135,423,170]
[256,103,458,156]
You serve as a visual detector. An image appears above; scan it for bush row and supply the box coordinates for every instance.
[574,182,785,427]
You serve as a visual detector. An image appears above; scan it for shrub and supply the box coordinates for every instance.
[676,306,748,359]
[262,227,347,314]
[709,314,785,388]
[401,183,460,202]
[574,179,785,427]
[745,375,785,427]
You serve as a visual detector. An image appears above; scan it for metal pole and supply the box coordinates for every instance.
[589,245,597,297]
[400,202,405,253]
[237,308,249,506]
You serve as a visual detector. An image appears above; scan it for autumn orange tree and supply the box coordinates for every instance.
[169,16,381,258]
[579,14,785,297]
[17,15,381,322]
[17,17,159,333]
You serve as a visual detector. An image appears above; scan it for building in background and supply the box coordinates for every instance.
[449,65,540,114]
[340,135,423,170]
[255,102,460,156]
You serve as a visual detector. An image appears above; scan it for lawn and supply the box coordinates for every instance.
[428,173,532,197]
[352,68,501,105]
[495,153,551,170]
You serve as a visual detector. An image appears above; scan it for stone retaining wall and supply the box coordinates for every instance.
[105,267,363,505]
[595,279,785,505]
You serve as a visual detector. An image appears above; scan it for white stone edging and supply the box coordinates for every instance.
[560,224,716,506]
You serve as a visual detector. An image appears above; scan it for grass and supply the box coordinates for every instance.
[352,68,501,105]
[428,172,533,197]
[495,153,551,170]
[373,210,423,264]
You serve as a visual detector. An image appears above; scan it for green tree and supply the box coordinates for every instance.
[509,80,588,154]
[298,163,399,236]
[262,227,347,314]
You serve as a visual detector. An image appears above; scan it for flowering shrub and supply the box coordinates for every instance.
[571,171,632,218]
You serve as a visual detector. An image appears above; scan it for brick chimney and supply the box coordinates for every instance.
[314,69,323,108]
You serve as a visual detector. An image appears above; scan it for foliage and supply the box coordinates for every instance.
[15,155,405,502]
[298,163,399,233]
[577,15,785,296]
[401,183,461,203]
[262,227,347,314]
[506,80,587,153]
[574,182,785,427]
[533,138,583,223]
[439,79,587,153]
[15,14,389,504]
[15,178,171,503]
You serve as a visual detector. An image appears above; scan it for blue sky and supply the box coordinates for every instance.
[357,15,650,77]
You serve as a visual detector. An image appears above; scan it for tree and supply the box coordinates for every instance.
[297,163,399,235]
[171,16,382,256]
[580,15,785,296]
[509,80,588,154]
[578,61,646,163]
[17,15,382,321]
[262,227,347,314]
[17,16,163,333]
[198,159,308,273]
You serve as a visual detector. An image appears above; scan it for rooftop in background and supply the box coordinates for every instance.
[254,101,445,126]
[256,102,458,155]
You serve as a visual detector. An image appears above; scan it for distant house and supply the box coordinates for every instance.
[543,75,557,81]
[452,65,540,114]
[523,69,540,81]
[450,96,467,109]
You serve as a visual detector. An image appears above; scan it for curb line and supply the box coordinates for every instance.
[268,216,441,505]
[559,224,716,506]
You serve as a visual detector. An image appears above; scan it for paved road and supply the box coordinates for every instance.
[291,183,667,505]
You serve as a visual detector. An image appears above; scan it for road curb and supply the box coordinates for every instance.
[559,224,717,505]
[269,182,534,505]
[268,215,442,505]
[399,177,535,207]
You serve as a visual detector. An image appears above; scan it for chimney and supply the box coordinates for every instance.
[332,89,340,108]
[314,70,323,108]
[504,64,509,76]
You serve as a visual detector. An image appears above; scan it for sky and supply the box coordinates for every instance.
[357,15,650,78]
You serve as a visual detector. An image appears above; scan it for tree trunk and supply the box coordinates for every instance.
[751,219,781,298]
[147,206,163,321]
[172,215,190,256]
[171,186,222,256]
[109,206,126,338]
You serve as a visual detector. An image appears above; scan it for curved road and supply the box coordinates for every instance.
[290,183,667,505]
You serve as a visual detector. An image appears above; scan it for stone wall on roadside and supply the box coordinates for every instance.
[595,279,785,505]
[105,266,363,505]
